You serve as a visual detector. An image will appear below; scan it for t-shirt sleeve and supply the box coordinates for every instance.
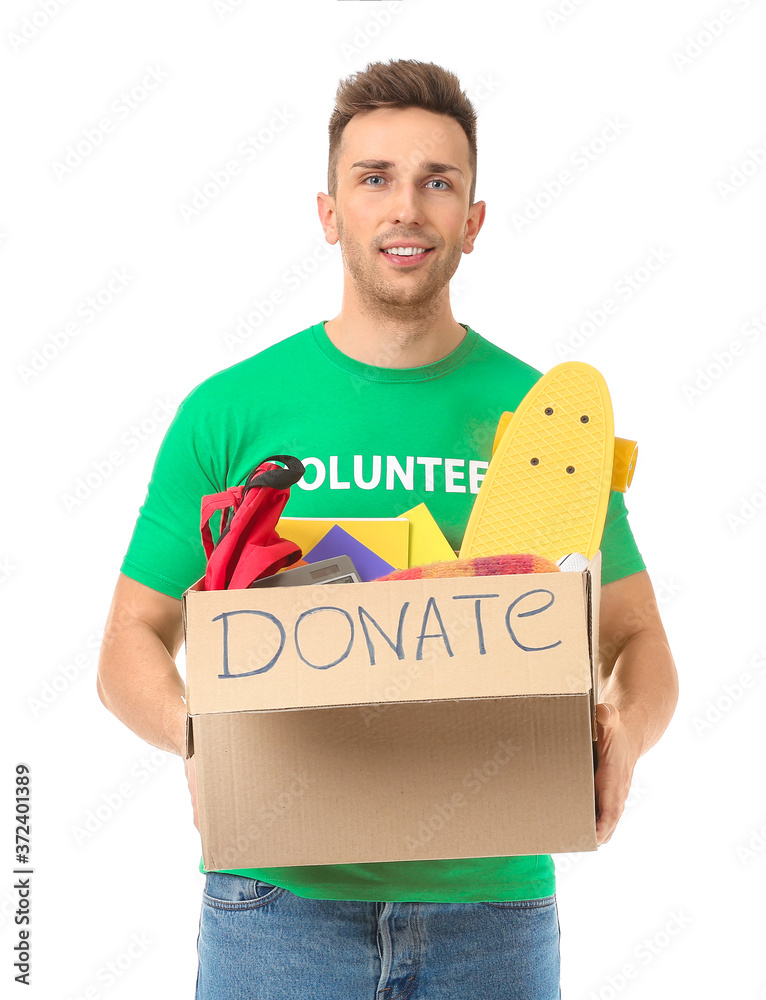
[120,397,221,599]
[599,489,645,585]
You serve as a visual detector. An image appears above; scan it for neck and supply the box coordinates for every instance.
[323,294,466,369]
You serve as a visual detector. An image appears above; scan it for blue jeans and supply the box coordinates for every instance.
[195,872,561,999]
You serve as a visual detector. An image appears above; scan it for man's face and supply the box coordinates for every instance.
[320,106,484,320]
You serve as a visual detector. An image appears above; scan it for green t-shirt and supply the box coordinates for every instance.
[121,320,645,902]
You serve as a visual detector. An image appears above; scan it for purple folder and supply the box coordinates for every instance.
[302,524,394,582]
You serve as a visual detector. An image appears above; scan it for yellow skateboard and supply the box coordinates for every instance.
[460,362,622,563]
[490,414,637,493]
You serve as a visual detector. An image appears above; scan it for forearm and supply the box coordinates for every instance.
[97,622,187,757]
[598,628,678,761]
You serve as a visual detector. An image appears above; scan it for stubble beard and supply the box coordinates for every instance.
[336,214,464,327]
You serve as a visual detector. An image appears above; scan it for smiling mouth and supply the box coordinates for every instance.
[379,247,434,265]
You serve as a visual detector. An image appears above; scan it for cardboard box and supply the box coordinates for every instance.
[181,552,601,870]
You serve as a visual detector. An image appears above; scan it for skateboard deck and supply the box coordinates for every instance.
[459,362,614,562]
[491,413,637,492]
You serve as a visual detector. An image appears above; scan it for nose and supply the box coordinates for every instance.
[387,182,426,228]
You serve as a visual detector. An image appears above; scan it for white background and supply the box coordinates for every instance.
[3,0,766,997]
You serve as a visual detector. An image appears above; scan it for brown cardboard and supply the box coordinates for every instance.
[182,552,601,869]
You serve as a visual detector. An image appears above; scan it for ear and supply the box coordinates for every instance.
[462,200,486,254]
[317,192,339,246]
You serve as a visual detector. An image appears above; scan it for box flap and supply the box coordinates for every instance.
[586,551,602,740]
[185,714,194,760]
[182,577,206,759]
[181,576,205,642]
[184,571,593,715]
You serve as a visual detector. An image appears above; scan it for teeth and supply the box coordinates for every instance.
[383,246,429,256]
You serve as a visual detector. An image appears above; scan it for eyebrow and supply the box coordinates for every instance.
[350,158,464,177]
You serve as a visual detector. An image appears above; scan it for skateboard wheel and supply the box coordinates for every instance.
[612,439,638,492]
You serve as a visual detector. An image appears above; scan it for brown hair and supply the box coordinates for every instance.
[328,59,477,206]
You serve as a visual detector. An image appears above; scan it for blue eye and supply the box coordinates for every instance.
[363,175,450,189]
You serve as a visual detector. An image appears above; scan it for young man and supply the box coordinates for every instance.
[97,59,678,999]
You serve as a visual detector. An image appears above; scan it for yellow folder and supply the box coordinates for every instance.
[398,503,457,566]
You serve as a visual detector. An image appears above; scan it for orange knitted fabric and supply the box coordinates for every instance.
[376,553,560,582]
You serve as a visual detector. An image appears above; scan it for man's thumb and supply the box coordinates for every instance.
[596,702,615,727]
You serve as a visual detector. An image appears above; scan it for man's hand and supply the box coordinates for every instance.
[594,701,638,845]
[184,756,200,832]
[595,570,678,846]
[98,574,201,833]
